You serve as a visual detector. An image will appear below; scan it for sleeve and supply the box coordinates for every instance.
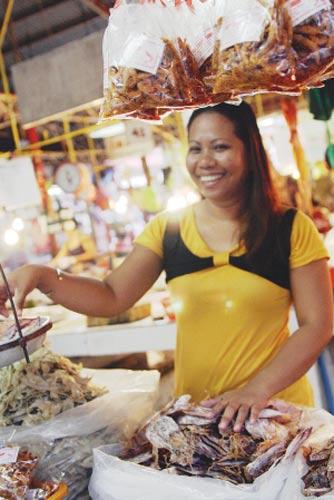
[134,212,168,259]
[290,210,329,269]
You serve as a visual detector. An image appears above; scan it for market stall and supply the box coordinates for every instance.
[1,0,334,497]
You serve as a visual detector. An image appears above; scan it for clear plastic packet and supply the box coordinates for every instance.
[212,0,295,97]
[0,439,51,500]
[100,0,215,121]
[0,448,38,500]
[286,0,334,87]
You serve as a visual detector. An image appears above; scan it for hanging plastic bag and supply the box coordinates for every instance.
[100,0,213,121]
[286,0,334,87]
[100,0,238,121]
[212,0,295,97]
[0,369,160,500]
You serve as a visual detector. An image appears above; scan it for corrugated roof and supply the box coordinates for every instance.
[1,0,112,66]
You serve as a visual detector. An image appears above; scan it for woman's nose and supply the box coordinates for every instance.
[197,149,216,168]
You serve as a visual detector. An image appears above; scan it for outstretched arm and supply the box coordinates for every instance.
[0,244,162,317]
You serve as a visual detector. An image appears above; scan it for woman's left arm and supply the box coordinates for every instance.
[205,258,333,432]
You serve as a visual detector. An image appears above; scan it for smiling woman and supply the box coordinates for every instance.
[135,101,333,432]
[0,102,332,435]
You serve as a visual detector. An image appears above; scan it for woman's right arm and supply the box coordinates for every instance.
[0,244,163,317]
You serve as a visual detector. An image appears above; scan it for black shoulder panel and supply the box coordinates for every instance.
[162,218,213,282]
[162,209,297,288]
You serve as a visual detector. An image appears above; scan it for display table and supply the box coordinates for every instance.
[48,312,176,357]
[28,305,325,410]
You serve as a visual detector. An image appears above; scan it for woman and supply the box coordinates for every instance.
[0,102,332,433]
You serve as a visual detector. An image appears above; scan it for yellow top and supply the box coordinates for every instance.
[135,207,329,406]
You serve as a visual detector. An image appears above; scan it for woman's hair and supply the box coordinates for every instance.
[187,101,281,256]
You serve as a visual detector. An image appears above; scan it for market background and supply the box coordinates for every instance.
[0,0,334,434]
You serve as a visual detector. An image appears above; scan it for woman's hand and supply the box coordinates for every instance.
[0,264,42,317]
[201,385,271,433]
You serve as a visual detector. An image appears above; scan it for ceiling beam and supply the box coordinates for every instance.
[80,0,109,18]
[3,11,98,53]
[8,0,69,23]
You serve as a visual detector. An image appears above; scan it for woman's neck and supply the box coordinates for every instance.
[200,198,244,222]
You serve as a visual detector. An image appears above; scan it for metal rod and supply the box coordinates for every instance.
[0,263,30,363]
[63,119,77,163]
[0,0,15,50]
[19,119,119,150]
[0,52,21,149]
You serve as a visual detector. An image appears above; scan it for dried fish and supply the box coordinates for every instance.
[0,348,106,426]
[122,396,304,485]
[302,437,334,497]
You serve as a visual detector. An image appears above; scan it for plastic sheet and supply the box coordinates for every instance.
[286,0,334,86]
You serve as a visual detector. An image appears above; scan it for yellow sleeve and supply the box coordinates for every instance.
[290,210,329,269]
[134,212,168,258]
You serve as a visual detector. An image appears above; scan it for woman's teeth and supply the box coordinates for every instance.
[200,174,224,182]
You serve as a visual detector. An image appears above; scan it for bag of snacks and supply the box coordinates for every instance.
[286,0,334,87]
[212,0,295,97]
[0,440,66,500]
[100,0,224,121]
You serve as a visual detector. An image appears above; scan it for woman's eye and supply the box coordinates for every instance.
[188,147,201,153]
[214,144,228,151]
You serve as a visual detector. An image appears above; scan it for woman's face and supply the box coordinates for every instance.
[186,112,248,205]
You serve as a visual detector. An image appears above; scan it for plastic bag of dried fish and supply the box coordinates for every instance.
[100,0,219,121]
[212,0,295,97]
[89,396,310,500]
[0,350,160,499]
[279,409,334,499]
[286,0,334,87]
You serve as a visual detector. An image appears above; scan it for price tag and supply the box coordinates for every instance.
[219,0,269,51]
[121,34,165,74]
[286,0,331,26]
[192,28,216,66]
[0,446,20,464]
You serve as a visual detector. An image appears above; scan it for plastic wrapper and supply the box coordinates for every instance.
[0,369,160,499]
[211,0,294,96]
[286,0,334,87]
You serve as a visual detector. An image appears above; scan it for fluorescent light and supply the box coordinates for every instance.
[89,122,126,139]
[4,229,19,246]
[48,184,63,197]
[12,217,24,231]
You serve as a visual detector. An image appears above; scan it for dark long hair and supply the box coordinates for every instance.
[187,101,281,256]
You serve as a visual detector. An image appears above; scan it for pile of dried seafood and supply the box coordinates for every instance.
[122,395,309,484]
[0,349,106,426]
[302,437,334,497]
